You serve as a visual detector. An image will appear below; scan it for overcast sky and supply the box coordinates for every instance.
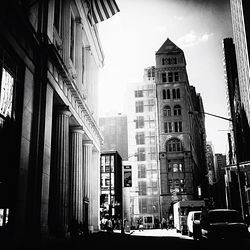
[97,0,233,154]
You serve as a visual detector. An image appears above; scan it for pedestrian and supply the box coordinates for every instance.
[101,216,107,231]
[106,217,113,233]
[138,218,143,231]
[161,217,167,229]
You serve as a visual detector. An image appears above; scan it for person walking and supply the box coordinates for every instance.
[161,217,167,229]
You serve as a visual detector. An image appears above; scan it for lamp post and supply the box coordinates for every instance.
[189,110,245,220]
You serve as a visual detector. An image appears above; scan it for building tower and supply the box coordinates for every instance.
[125,66,161,229]
[99,114,128,160]
[230,0,250,134]
[155,38,208,219]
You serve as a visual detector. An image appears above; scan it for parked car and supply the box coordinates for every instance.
[199,209,249,241]
[187,211,202,240]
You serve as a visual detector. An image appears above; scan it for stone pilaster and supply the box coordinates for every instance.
[69,126,84,223]
[50,106,71,237]
[89,147,100,232]
[82,140,93,227]
[82,140,93,200]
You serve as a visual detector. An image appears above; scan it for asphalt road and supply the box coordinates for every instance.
[3,229,250,250]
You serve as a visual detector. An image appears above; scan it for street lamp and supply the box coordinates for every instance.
[189,110,245,220]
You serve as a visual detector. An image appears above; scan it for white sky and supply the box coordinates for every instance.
[97,0,233,154]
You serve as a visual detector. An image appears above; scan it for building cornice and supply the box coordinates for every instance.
[48,44,103,146]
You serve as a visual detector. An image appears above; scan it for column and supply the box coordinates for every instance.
[50,106,71,237]
[69,126,84,223]
[40,84,54,236]
[82,140,93,228]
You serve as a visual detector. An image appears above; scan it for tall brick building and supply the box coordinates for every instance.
[155,38,208,218]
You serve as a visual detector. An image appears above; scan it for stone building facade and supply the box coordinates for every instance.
[0,0,107,246]
[155,38,208,218]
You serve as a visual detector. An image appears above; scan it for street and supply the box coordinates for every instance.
[2,228,249,250]
[40,228,249,250]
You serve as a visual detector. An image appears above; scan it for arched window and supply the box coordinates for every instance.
[173,105,181,116]
[162,89,166,99]
[166,138,183,152]
[163,105,171,117]
[167,89,171,99]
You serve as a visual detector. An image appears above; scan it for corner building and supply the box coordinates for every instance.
[0,0,106,245]
[155,39,208,218]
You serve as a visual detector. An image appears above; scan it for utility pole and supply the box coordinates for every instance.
[189,111,245,220]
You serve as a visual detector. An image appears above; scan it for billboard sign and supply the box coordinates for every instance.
[124,165,132,187]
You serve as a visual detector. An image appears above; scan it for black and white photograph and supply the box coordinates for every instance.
[0,0,250,249]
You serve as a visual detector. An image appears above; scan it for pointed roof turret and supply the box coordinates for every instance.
[156,38,183,55]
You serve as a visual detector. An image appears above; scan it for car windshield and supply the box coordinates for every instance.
[208,211,243,223]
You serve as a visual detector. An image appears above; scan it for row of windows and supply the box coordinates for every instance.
[147,69,155,78]
[100,165,114,173]
[166,139,183,152]
[137,198,159,214]
[161,72,179,83]
[161,57,184,66]
[164,121,183,133]
[138,181,159,196]
[168,160,183,172]
[162,57,177,65]
[101,155,114,167]
[135,116,156,129]
[135,89,154,98]
[100,177,114,187]
[136,147,157,161]
[138,165,158,179]
[163,105,181,116]
[162,88,180,99]
[135,100,155,113]
[168,179,185,193]
[135,132,156,145]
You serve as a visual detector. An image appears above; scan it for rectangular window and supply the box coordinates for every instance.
[174,121,182,132]
[174,72,179,82]
[168,72,173,82]
[54,0,61,33]
[135,116,144,128]
[82,46,85,85]
[135,100,144,113]
[138,181,147,195]
[70,13,75,63]
[105,165,110,173]
[137,148,146,161]
[149,146,156,160]
[169,161,183,172]
[0,68,14,118]
[135,90,143,97]
[138,164,146,178]
[164,122,172,133]
[139,198,147,213]
[162,73,167,82]
[136,132,145,145]
[105,155,110,165]
[105,179,110,186]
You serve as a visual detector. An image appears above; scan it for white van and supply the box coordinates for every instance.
[187,211,202,240]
